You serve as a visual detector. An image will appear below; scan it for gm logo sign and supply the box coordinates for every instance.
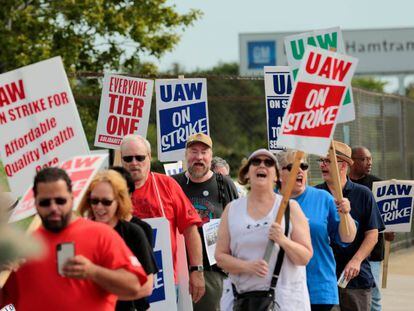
[248,41,276,69]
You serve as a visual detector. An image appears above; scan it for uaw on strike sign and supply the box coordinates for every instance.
[156,78,209,162]
[94,74,153,148]
[373,180,414,232]
[277,47,358,156]
[0,57,89,196]
[284,27,355,124]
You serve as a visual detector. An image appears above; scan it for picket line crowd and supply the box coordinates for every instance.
[0,133,390,311]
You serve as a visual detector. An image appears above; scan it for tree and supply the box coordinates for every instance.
[352,77,387,93]
[0,0,201,74]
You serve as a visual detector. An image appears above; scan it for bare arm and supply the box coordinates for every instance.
[269,200,313,266]
[336,198,357,243]
[343,229,378,281]
[183,224,205,303]
[63,255,144,300]
[215,205,269,277]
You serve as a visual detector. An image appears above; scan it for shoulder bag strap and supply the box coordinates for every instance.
[269,200,290,291]
[215,173,226,208]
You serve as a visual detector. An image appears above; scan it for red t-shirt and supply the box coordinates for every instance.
[131,172,201,280]
[2,218,147,311]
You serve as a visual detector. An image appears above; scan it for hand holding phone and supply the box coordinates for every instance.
[57,242,75,276]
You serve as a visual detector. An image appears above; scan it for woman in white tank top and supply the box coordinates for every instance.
[215,149,313,311]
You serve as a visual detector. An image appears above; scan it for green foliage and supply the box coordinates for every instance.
[352,77,387,93]
[0,0,202,74]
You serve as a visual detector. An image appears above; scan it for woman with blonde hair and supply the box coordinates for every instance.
[215,149,313,311]
[79,170,157,311]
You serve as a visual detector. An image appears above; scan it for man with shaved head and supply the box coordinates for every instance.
[350,146,394,311]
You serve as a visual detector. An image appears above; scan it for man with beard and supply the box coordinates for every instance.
[120,134,205,303]
[1,167,148,311]
[316,141,385,311]
[350,146,394,311]
[172,133,238,311]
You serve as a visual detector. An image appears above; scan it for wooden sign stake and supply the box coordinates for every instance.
[263,150,304,262]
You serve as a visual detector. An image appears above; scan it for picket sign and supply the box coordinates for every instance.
[263,151,304,262]
[328,142,351,235]
[372,179,414,288]
[94,73,153,149]
[0,215,41,288]
[382,240,391,288]
[113,149,122,166]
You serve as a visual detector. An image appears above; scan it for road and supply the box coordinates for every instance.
[381,246,414,310]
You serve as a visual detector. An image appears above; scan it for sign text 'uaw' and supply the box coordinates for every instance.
[277,46,358,156]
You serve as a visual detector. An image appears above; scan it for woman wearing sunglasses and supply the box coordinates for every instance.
[215,148,313,311]
[78,170,158,311]
[276,150,357,311]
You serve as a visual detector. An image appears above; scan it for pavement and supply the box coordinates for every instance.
[381,246,414,310]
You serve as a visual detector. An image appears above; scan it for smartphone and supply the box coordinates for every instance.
[57,242,75,276]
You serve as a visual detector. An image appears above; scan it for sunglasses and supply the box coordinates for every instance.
[317,158,344,165]
[122,155,146,163]
[89,198,114,206]
[250,158,275,167]
[282,163,309,172]
[38,197,68,207]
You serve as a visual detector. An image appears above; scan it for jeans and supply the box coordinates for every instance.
[369,261,382,311]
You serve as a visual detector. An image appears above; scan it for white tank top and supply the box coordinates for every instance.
[228,195,310,311]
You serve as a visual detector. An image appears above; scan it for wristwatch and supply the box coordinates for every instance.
[189,265,204,272]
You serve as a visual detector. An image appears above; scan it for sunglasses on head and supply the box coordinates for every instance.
[89,198,114,206]
[250,158,275,167]
[38,197,68,207]
[122,155,146,163]
[282,163,309,172]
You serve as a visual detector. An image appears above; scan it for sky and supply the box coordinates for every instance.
[147,0,414,93]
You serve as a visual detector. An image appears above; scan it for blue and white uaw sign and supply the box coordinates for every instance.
[264,66,292,152]
[144,217,177,310]
[156,78,209,162]
[373,180,414,232]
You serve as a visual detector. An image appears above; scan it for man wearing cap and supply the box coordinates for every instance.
[172,133,238,311]
[350,146,394,311]
[316,140,385,311]
[120,134,205,303]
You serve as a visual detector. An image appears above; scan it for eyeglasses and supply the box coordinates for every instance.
[37,197,68,207]
[317,158,344,165]
[89,198,114,206]
[282,163,309,172]
[250,158,275,167]
[122,155,146,163]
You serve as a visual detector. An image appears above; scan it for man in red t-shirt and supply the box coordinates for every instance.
[120,134,205,303]
[1,167,148,311]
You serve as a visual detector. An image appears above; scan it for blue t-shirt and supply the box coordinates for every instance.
[316,180,385,289]
[294,186,342,305]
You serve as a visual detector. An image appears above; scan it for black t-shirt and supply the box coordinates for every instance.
[114,220,158,311]
[172,172,238,269]
[350,174,385,261]
[130,216,154,247]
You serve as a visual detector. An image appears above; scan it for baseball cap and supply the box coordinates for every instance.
[186,133,213,148]
[248,148,277,163]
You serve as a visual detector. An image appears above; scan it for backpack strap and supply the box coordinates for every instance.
[215,173,227,208]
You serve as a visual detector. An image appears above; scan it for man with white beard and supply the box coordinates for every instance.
[173,133,238,311]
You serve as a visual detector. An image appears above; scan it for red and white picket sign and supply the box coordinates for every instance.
[94,73,153,149]
[277,46,358,156]
[8,154,108,223]
[0,57,89,196]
